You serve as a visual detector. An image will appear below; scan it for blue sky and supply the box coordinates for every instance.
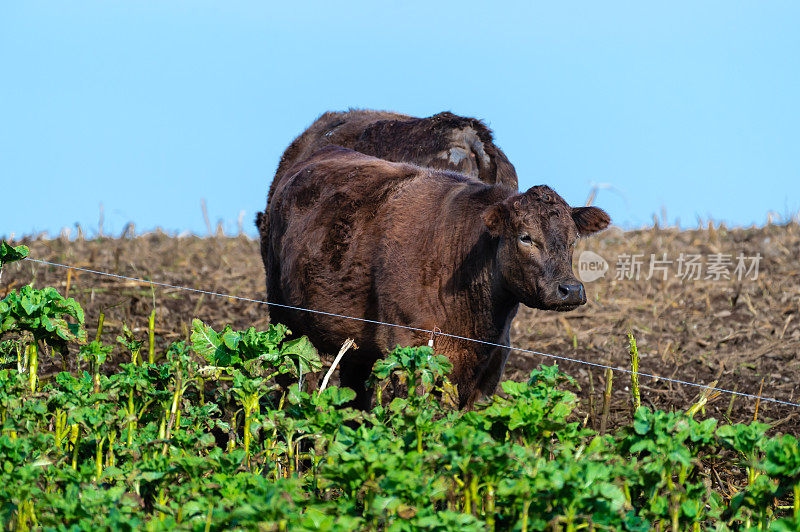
[2,2,799,238]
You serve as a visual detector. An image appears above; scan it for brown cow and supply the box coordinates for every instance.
[262,146,609,409]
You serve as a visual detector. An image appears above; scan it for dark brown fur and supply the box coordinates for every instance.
[262,146,609,408]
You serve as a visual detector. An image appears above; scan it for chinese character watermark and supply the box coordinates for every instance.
[614,254,644,281]
[577,251,761,282]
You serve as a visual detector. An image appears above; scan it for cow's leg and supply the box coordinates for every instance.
[443,348,478,409]
[478,345,511,397]
[460,345,511,408]
[338,353,378,410]
[460,384,481,409]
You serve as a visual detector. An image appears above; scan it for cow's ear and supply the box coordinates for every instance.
[482,204,506,236]
[572,206,610,236]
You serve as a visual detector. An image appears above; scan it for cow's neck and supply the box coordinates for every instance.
[478,251,519,343]
[443,220,519,344]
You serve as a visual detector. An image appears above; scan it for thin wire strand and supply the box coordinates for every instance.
[20,256,800,409]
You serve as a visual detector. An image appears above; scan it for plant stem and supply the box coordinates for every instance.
[521,500,530,532]
[204,503,213,532]
[92,313,106,392]
[54,410,67,449]
[16,500,31,531]
[95,436,105,481]
[159,408,166,440]
[623,482,632,507]
[65,267,72,297]
[600,367,613,434]
[163,369,183,451]
[665,470,679,532]
[70,425,81,470]
[148,310,156,364]
[16,342,23,373]
[128,389,136,445]
[485,483,496,530]
[469,475,479,516]
[588,371,596,430]
[95,312,105,341]
[158,487,166,522]
[243,403,253,457]
[753,377,765,422]
[463,476,471,515]
[28,343,38,392]
[287,434,295,476]
[628,331,641,411]
[107,432,116,469]
[725,384,738,419]
[565,506,577,532]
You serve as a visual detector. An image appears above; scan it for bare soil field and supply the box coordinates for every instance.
[3,221,798,433]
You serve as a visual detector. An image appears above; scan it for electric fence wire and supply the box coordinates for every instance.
[18,256,800,409]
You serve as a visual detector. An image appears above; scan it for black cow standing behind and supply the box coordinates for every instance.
[274,109,517,188]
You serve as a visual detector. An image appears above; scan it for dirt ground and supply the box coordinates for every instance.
[2,221,799,434]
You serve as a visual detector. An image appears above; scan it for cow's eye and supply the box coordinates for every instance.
[519,234,533,246]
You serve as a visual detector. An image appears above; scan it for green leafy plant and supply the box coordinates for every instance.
[0,241,29,283]
[0,284,797,531]
[0,285,86,390]
[191,318,321,379]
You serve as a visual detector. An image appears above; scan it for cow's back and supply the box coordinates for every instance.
[267,147,428,353]
[273,110,412,186]
[270,109,517,199]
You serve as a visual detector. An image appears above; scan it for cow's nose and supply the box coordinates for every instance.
[557,283,585,305]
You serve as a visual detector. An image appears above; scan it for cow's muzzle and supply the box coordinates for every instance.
[539,281,586,311]
[557,282,585,306]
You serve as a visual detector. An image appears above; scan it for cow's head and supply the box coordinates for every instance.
[482,185,610,311]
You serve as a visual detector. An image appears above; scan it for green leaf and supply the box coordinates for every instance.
[0,241,29,267]
[20,294,37,316]
[319,386,356,406]
[221,327,240,351]
[280,336,322,374]
[633,407,652,435]
[79,340,113,366]
[191,318,223,362]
